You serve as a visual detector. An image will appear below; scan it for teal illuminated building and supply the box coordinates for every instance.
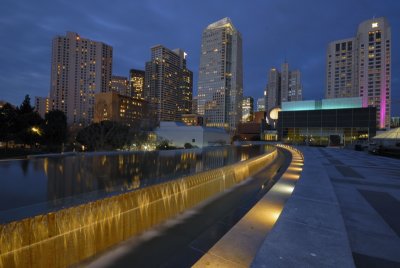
[277,97,376,146]
[281,97,363,112]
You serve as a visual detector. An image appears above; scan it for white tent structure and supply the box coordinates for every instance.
[372,128,400,145]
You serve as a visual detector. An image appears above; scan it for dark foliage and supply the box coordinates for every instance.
[76,121,131,151]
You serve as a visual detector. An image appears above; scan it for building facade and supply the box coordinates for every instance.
[144,45,193,123]
[256,97,265,112]
[192,96,198,115]
[277,97,376,145]
[110,75,129,96]
[129,69,145,99]
[326,38,357,98]
[197,17,243,133]
[49,32,113,126]
[265,68,280,112]
[326,17,391,129]
[241,96,254,122]
[94,92,147,128]
[265,62,302,112]
[34,96,50,118]
[182,114,204,126]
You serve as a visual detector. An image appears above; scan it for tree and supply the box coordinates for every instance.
[15,95,43,147]
[76,121,131,151]
[131,131,149,149]
[0,103,17,149]
[184,142,193,149]
[156,138,176,150]
[19,95,34,114]
[43,110,67,151]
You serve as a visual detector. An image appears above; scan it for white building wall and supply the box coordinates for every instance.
[155,122,229,148]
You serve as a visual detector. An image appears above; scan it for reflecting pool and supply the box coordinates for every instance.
[0,144,273,223]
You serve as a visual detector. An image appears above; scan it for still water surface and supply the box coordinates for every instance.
[0,145,273,222]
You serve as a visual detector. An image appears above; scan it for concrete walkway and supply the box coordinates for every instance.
[252,147,400,267]
[194,146,303,267]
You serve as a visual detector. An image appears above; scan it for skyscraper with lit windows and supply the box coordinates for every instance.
[197,17,243,133]
[129,69,145,99]
[265,62,302,112]
[326,17,391,129]
[49,32,113,126]
[144,45,193,122]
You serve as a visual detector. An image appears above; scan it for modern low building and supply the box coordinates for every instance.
[94,92,147,128]
[237,123,263,141]
[237,111,268,141]
[370,127,400,156]
[155,121,230,148]
[391,117,400,128]
[277,97,376,145]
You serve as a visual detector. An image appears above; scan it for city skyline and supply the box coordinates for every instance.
[0,0,399,115]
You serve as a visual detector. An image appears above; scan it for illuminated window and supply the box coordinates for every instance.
[372,22,378,28]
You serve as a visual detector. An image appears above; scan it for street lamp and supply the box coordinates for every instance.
[31,127,41,135]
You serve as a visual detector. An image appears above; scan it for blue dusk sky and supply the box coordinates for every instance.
[0,0,399,115]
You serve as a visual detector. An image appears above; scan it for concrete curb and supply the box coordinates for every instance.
[251,147,355,267]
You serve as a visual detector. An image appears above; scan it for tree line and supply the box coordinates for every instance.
[0,95,68,151]
[0,95,156,154]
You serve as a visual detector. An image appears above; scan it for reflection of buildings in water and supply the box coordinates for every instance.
[45,145,272,205]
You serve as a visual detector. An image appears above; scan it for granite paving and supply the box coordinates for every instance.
[252,147,400,268]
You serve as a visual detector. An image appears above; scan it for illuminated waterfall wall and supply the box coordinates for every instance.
[0,149,277,268]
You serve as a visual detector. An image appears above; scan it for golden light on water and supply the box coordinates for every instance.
[0,148,278,268]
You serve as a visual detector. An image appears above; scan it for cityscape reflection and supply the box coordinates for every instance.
[0,145,273,223]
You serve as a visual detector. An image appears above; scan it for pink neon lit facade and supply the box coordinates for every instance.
[326,17,391,129]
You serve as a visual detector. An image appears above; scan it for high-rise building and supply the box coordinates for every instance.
[326,38,357,98]
[257,98,265,112]
[49,32,113,126]
[192,96,198,115]
[144,45,193,122]
[174,49,193,115]
[34,96,50,118]
[265,62,302,112]
[242,96,254,122]
[358,18,391,129]
[265,68,280,112]
[326,17,391,129]
[110,75,129,96]
[129,69,145,99]
[197,17,243,133]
